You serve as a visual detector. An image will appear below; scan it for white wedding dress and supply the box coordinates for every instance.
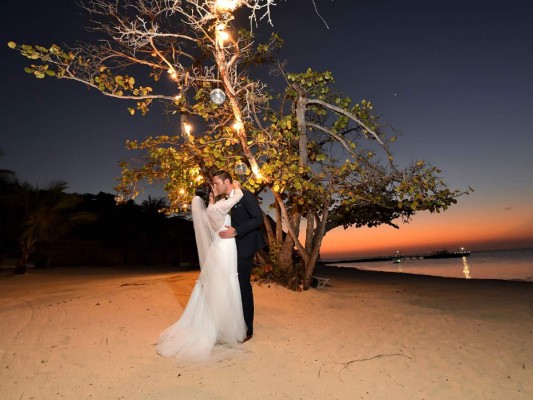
[156,189,247,362]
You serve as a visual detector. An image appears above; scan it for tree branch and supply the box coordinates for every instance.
[307,122,358,156]
[306,98,384,145]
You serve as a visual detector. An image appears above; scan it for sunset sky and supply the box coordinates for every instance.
[1,0,532,258]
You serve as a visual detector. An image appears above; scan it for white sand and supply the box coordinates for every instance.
[1,266,532,400]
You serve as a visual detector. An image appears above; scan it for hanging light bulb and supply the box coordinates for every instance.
[210,88,226,105]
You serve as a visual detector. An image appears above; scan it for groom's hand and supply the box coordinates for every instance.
[219,225,237,239]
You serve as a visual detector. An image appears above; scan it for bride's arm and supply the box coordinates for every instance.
[215,186,243,215]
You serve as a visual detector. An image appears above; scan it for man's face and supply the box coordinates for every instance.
[211,176,231,197]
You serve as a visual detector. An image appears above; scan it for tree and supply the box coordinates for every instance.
[0,149,21,264]
[14,181,96,274]
[10,1,470,288]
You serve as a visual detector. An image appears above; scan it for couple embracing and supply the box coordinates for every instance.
[156,170,265,362]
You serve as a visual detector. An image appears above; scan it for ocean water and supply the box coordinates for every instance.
[327,248,533,282]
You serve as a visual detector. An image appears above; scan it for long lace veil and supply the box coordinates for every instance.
[191,196,215,269]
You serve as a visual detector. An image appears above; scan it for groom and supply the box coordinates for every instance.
[211,170,266,342]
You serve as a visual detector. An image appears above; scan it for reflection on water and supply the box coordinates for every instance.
[329,249,533,282]
[462,256,471,279]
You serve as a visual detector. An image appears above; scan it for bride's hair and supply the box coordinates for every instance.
[195,184,212,206]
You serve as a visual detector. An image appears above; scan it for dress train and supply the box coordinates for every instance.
[156,214,246,362]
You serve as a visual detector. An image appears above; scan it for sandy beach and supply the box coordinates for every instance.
[1,265,532,400]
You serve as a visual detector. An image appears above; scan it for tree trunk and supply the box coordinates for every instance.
[277,236,294,272]
[302,250,321,290]
[15,239,33,274]
[277,207,302,272]
[302,205,329,290]
[15,251,29,274]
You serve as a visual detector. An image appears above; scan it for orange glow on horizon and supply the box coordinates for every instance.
[319,200,533,258]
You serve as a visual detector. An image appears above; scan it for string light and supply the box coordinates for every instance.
[183,122,192,136]
[215,0,238,12]
[215,23,230,48]
[233,120,243,132]
[167,68,177,80]
[251,165,262,179]
[218,30,230,43]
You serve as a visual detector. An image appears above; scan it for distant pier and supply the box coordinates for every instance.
[321,250,471,264]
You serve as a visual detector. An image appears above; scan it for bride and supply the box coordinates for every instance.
[156,180,247,362]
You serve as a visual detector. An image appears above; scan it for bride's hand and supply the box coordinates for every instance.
[232,181,241,190]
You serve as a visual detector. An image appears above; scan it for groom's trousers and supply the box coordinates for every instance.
[237,254,254,336]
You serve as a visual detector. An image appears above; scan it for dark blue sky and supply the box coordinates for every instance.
[1,0,532,254]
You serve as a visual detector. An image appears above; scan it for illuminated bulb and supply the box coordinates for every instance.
[233,121,243,132]
[210,88,226,105]
[251,165,262,179]
[178,188,185,195]
[183,123,192,136]
[175,94,182,100]
[216,30,230,48]
[196,175,204,182]
[215,24,230,48]
[215,0,238,12]
[167,68,178,80]
[219,30,230,41]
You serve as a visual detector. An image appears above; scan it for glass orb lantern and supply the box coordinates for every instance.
[210,88,226,105]
[234,162,248,177]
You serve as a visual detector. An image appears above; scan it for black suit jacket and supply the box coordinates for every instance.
[231,189,266,258]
